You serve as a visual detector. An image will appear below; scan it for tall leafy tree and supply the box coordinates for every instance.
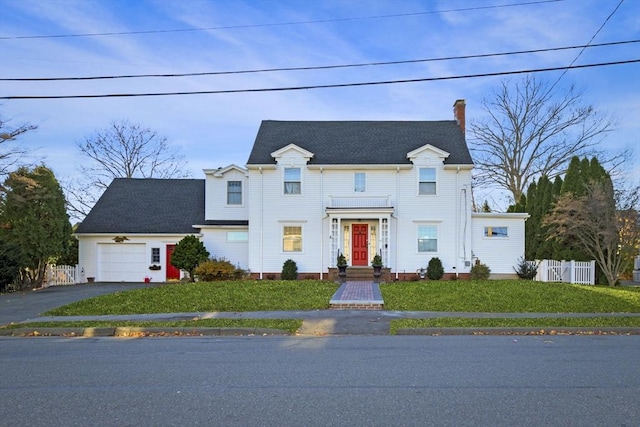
[545,180,637,286]
[0,166,72,288]
[469,75,615,204]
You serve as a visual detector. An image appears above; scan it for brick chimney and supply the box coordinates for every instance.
[453,99,466,134]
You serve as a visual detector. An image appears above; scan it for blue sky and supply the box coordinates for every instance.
[1,0,638,208]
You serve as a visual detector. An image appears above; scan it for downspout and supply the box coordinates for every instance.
[259,167,264,280]
[320,167,324,280]
[395,166,400,280]
[455,166,460,279]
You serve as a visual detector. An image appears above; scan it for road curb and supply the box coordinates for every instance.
[395,327,640,335]
[0,327,291,337]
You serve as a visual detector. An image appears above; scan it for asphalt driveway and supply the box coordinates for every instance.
[0,282,165,326]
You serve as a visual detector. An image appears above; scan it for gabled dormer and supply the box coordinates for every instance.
[406,144,450,165]
[203,164,249,221]
[270,143,315,166]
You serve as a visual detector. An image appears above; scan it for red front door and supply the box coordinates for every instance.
[166,245,181,280]
[352,224,368,266]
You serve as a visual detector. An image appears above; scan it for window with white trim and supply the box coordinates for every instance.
[354,172,366,192]
[227,181,242,205]
[418,168,436,195]
[283,226,302,252]
[417,225,438,252]
[151,247,160,263]
[484,226,508,238]
[284,168,301,194]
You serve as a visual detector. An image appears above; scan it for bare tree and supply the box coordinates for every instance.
[544,181,640,286]
[66,120,189,220]
[0,112,37,177]
[469,75,616,204]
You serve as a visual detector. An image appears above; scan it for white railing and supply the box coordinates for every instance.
[535,260,595,285]
[329,196,391,209]
[45,265,81,287]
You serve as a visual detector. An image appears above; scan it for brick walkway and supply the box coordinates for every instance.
[330,281,384,310]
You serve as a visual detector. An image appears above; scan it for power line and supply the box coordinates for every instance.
[2,39,636,82]
[0,0,563,40]
[2,59,636,100]
[550,0,625,90]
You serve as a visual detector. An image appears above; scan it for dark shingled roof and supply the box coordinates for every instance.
[76,178,205,234]
[247,120,473,165]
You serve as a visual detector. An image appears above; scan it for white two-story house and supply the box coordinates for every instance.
[75,100,528,282]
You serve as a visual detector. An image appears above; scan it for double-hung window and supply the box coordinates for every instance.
[417,225,438,252]
[227,181,242,205]
[418,168,436,195]
[283,226,302,252]
[284,168,301,195]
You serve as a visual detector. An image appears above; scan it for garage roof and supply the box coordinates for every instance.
[75,178,205,234]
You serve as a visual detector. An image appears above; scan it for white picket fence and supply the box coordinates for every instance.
[45,265,81,287]
[535,259,596,285]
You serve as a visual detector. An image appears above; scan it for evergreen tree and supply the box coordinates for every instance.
[0,166,72,288]
[170,235,210,282]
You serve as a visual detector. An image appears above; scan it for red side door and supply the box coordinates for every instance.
[351,224,369,266]
[166,245,181,280]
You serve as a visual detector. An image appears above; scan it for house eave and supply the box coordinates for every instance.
[472,212,530,220]
[443,164,474,170]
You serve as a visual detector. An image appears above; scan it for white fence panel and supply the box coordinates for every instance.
[534,259,595,285]
[45,265,80,286]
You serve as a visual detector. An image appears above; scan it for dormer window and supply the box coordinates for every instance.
[418,168,436,195]
[227,181,242,205]
[284,168,301,194]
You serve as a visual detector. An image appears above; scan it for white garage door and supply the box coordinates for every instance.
[98,244,146,282]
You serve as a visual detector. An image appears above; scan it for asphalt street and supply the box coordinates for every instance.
[1,335,639,426]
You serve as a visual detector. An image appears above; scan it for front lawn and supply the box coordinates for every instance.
[45,280,339,316]
[381,280,640,312]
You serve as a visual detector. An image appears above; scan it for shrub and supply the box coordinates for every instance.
[426,257,444,280]
[471,262,491,280]
[281,259,298,280]
[194,257,243,281]
[513,257,537,280]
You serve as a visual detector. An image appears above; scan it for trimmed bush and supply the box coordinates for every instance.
[194,257,244,281]
[281,259,298,280]
[471,262,491,280]
[427,257,444,280]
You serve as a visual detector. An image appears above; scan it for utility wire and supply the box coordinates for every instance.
[2,59,636,100]
[2,39,636,82]
[0,0,563,40]
[549,0,625,90]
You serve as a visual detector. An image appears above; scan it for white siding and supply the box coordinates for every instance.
[77,235,188,282]
[201,228,249,270]
[471,213,529,276]
[204,168,249,221]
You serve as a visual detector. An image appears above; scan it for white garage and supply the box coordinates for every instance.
[97,243,147,282]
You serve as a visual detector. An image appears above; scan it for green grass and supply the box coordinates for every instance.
[8,319,302,333]
[390,317,640,334]
[381,280,640,312]
[45,280,339,316]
